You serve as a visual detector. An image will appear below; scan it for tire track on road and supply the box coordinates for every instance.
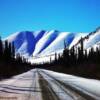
[38,71,60,100]
[39,70,96,100]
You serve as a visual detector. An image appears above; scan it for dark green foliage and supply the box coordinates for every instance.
[34,37,100,79]
[0,37,3,61]
[0,37,33,80]
[1,34,100,79]
[11,42,15,58]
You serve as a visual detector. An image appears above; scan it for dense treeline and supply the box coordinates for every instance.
[0,33,100,80]
[0,37,32,80]
[35,37,100,79]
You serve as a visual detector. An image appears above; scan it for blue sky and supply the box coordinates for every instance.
[0,0,100,38]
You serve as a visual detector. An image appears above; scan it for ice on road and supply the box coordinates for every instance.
[0,69,100,100]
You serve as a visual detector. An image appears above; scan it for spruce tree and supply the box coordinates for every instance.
[12,42,15,59]
[0,36,3,61]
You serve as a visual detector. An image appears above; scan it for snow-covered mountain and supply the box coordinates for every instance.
[5,31,87,55]
[74,27,100,51]
[5,27,100,63]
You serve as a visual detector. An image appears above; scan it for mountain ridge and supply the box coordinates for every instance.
[5,28,100,63]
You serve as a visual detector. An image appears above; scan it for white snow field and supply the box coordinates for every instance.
[0,69,100,100]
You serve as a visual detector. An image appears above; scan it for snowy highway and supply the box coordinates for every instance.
[0,69,100,100]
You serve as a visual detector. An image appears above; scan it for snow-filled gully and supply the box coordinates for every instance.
[0,69,100,100]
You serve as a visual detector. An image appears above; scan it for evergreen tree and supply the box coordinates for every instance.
[55,52,57,63]
[64,39,66,49]
[8,42,12,60]
[70,46,76,65]
[3,40,9,61]
[63,46,70,66]
[0,37,3,61]
[80,37,84,61]
[11,42,15,59]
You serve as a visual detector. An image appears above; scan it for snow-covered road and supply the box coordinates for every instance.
[0,69,100,100]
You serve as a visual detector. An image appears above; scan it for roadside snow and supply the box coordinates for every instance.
[41,69,100,99]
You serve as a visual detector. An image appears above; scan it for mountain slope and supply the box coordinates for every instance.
[6,31,46,56]
[6,30,87,57]
[74,27,100,51]
[5,28,100,63]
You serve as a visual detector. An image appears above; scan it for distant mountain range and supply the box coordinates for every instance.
[5,27,100,63]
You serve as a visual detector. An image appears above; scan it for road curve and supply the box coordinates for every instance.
[0,68,99,100]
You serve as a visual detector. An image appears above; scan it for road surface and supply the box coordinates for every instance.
[0,69,100,100]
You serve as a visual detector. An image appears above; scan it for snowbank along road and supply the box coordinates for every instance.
[0,69,100,100]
